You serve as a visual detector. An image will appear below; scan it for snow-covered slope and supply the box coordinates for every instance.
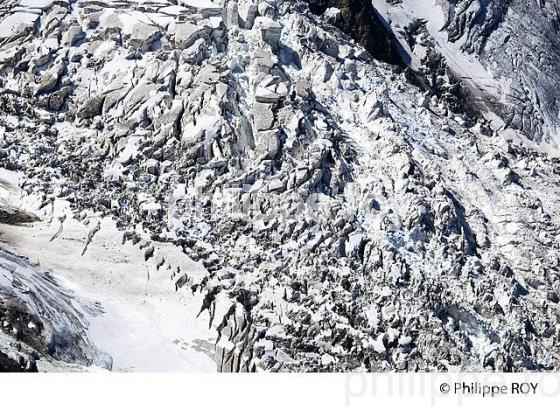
[373,0,560,150]
[0,245,102,372]
[0,0,559,372]
[1,171,216,371]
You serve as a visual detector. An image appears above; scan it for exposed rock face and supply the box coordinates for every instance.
[0,201,38,225]
[450,0,560,146]
[1,0,560,373]
[0,248,108,371]
[305,0,406,66]
[0,350,37,372]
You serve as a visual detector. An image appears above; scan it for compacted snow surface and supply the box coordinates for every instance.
[1,173,215,371]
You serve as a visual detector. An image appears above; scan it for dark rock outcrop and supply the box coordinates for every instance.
[305,0,406,66]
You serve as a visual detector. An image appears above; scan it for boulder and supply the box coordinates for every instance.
[34,62,64,96]
[77,95,105,119]
[143,159,160,175]
[62,25,85,47]
[253,102,275,131]
[268,176,286,192]
[128,22,161,51]
[223,1,239,28]
[239,2,257,29]
[253,49,274,73]
[254,17,282,51]
[255,75,288,103]
[179,0,222,18]
[254,129,279,159]
[175,22,209,48]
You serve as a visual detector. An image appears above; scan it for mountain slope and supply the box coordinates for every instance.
[0,0,559,371]
[373,0,560,150]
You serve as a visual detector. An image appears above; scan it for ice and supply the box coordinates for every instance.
[0,12,39,39]
[0,0,559,373]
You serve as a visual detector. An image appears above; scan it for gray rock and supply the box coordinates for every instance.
[62,25,85,47]
[223,1,239,28]
[175,22,208,48]
[268,176,286,192]
[257,1,275,18]
[254,129,279,159]
[239,2,257,29]
[180,0,222,18]
[45,85,72,110]
[255,75,288,103]
[77,95,105,119]
[34,62,64,96]
[123,83,162,114]
[128,22,161,51]
[253,49,274,73]
[143,159,160,175]
[254,17,282,51]
[253,102,275,131]
[0,202,39,225]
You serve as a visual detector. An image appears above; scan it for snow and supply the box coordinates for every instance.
[372,334,386,354]
[0,175,217,371]
[98,10,152,35]
[372,0,507,111]
[365,305,379,330]
[180,0,220,10]
[0,244,100,370]
[0,12,39,39]
[103,163,125,182]
[183,115,223,143]
[1,0,559,372]
[18,0,57,10]
[159,5,189,16]
[117,136,142,164]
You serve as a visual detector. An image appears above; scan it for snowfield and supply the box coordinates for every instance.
[1,172,216,371]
